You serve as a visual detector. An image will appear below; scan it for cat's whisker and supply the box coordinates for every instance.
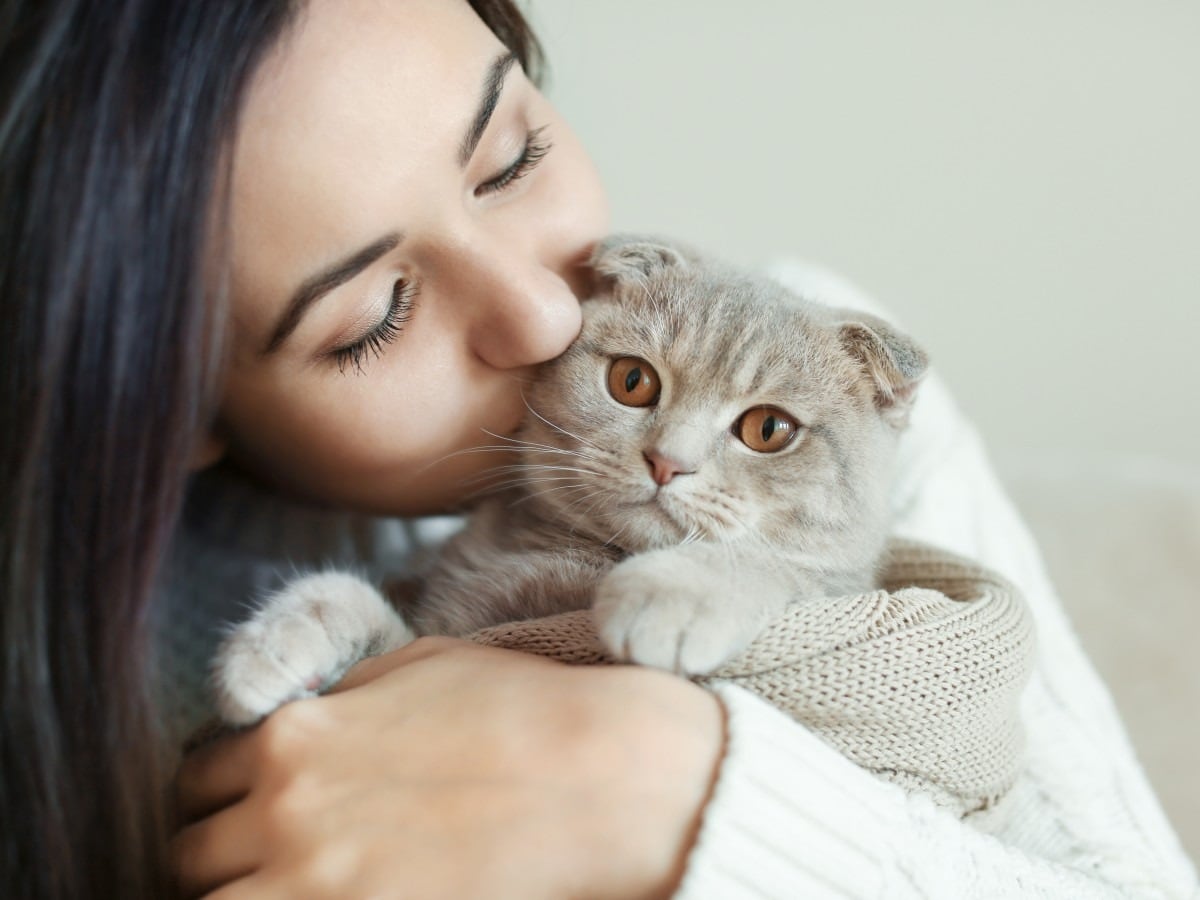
[468,472,594,499]
[549,493,608,532]
[463,453,604,504]
[412,433,602,483]
[559,485,604,512]
[458,463,567,488]
[511,481,586,501]
[408,442,532,478]
[458,462,598,492]
[515,478,594,493]
[677,504,723,536]
[519,393,603,453]
[458,469,544,491]
[603,522,630,550]
[502,469,600,493]
[458,470,522,490]
[480,429,597,459]
[559,489,612,530]
[686,491,749,535]
[510,483,595,509]
[477,428,553,449]
[484,477,582,495]
[458,481,518,504]
[502,370,538,386]
[518,464,598,478]
[462,466,594,488]
[458,470,583,502]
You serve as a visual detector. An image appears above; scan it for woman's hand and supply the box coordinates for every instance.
[173,637,724,899]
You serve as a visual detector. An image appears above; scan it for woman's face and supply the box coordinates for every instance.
[211,0,608,515]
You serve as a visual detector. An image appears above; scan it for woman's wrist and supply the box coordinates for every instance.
[561,665,725,899]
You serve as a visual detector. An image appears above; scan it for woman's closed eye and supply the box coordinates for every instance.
[330,278,418,375]
[324,125,552,374]
[475,125,552,197]
[325,126,552,376]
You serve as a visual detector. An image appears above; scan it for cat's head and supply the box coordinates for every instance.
[518,235,928,556]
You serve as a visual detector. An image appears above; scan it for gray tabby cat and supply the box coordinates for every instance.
[213,235,928,726]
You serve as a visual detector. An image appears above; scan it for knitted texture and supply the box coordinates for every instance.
[470,538,1036,815]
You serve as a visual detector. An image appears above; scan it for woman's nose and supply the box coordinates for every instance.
[461,247,586,371]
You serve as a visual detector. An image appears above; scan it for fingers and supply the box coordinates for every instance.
[175,729,260,824]
[172,802,262,900]
[174,639,463,823]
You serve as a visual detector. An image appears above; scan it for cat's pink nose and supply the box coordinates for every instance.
[643,450,693,486]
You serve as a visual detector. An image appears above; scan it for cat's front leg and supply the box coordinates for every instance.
[593,544,793,676]
[212,572,414,726]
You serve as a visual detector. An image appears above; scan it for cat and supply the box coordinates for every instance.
[212,235,928,726]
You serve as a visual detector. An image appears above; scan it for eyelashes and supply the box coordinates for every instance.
[331,278,418,375]
[475,125,552,197]
[329,126,553,375]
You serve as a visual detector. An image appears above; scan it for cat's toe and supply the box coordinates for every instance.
[211,661,312,728]
[593,565,741,676]
[672,616,745,675]
[210,572,409,726]
[624,605,741,675]
[212,612,345,726]
[596,598,681,672]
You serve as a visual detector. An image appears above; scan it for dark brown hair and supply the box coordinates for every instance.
[0,2,543,897]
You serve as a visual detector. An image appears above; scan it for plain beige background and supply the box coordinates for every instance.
[529,0,1199,467]
[526,0,1199,862]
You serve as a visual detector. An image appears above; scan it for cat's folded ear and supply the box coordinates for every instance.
[590,234,697,285]
[835,312,929,428]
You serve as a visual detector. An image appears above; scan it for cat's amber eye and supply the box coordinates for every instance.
[737,407,800,453]
[608,357,661,407]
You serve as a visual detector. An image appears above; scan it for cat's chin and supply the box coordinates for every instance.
[604,501,700,554]
[533,483,689,552]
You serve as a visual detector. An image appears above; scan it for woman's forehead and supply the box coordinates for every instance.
[246,1,497,134]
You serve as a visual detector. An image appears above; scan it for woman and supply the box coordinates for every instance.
[1,1,1194,898]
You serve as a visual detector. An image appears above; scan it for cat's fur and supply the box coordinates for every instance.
[213,236,928,726]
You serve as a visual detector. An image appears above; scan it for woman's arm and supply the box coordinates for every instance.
[173,638,723,900]
[680,683,1186,900]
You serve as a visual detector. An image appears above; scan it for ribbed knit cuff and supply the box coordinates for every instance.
[674,684,915,900]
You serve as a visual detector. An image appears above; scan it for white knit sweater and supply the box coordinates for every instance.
[671,262,1198,899]
[159,262,1198,899]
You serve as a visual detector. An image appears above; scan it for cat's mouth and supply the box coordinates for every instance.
[629,489,708,541]
[602,480,736,552]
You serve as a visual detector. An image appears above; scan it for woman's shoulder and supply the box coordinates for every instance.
[157,465,451,736]
[764,257,892,319]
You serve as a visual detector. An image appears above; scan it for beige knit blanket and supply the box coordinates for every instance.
[469,539,1036,815]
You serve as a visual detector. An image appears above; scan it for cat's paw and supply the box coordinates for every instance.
[592,554,756,676]
[212,572,413,726]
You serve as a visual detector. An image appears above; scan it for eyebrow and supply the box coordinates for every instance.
[265,52,518,355]
[458,51,517,167]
